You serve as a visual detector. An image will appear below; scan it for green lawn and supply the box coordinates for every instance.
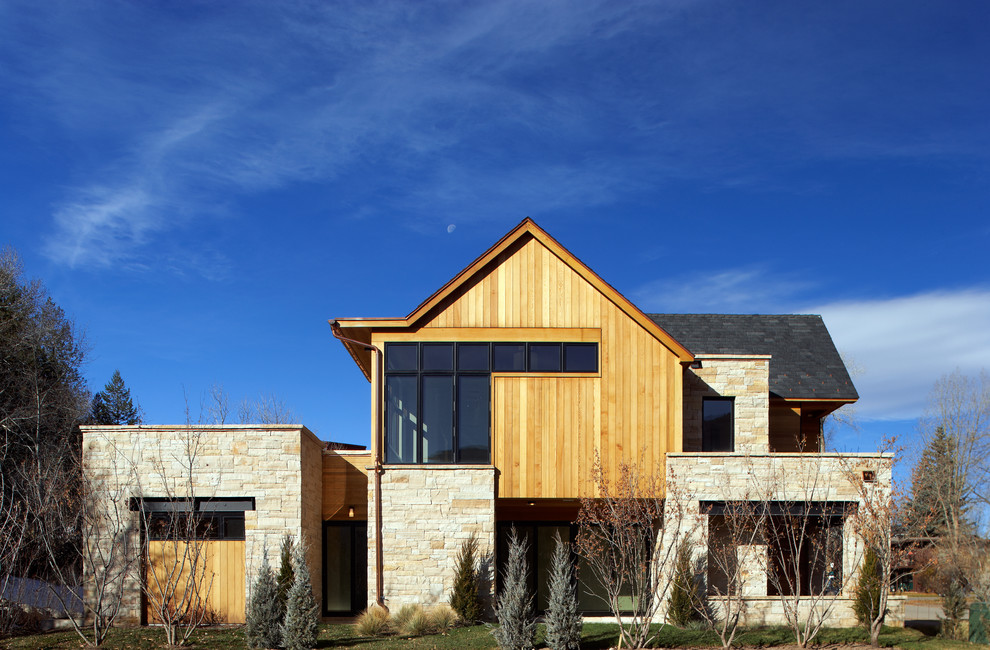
[1,623,984,649]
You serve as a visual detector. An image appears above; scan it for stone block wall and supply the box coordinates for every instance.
[683,355,770,452]
[660,452,892,626]
[371,465,496,610]
[81,424,322,625]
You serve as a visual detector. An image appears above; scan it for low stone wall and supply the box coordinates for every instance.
[371,465,496,610]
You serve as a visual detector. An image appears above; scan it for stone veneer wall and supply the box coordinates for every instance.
[81,424,322,625]
[371,466,496,610]
[683,355,771,453]
[660,452,893,627]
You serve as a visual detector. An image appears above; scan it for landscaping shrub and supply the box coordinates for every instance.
[276,535,295,621]
[355,606,392,637]
[940,576,967,640]
[492,526,536,650]
[429,604,459,633]
[281,545,320,650]
[401,605,435,636]
[450,534,482,623]
[668,540,700,627]
[544,531,581,650]
[853,547,884,628]
[245,548,282,649]
[391,603,419,630]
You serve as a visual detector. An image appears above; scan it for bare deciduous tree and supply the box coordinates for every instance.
[134,426,216,647]
[575,454,686,649]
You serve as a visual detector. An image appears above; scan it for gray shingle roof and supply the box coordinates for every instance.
[647,314,858,401]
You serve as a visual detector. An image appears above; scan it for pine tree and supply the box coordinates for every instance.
[544,532,581,650]
[905,427,966,537]
[853,548,884,628]
[90,369,142,425]
[492,527,536,650]
[450,534,481,623]
[668,540,698,627]
[282,544,320,650]
[276,535,295,623]
[245,549,282,649]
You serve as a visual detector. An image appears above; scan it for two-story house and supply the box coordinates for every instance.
[81,218,889,626]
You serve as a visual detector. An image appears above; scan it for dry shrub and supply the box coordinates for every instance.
[391,603,419,630]
[401,606,434,637]
[355,606,392,637]
[428,604,459,633]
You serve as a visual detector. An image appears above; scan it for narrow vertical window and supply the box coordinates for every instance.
[702,397,734,452]
[422,375,454,463]
[457,375,490,463]
[385,375,418,463]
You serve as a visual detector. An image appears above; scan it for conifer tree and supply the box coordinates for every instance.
[668,540,699,627]
[282,544,320,650]
[544,532,581,650]
[853,548,884,629]
[246,549,282,649]
[450,534,481,623]
[90,369,142,425]
[905,427,967,537]
[492,527,536,650]
[276,535,295,622]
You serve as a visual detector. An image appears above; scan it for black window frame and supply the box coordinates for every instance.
[702,396,735,452]
[132,497,255,541]
[384,341,600,465]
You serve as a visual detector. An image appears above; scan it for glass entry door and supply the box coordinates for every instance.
[323,522,367,615]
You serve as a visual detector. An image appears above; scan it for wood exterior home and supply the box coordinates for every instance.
[81,218,892,627]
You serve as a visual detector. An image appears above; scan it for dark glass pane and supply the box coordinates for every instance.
[529,343,562,372]
[457,376,490,463]
[493,343,525,371]
[702,398,734,452]
[386,376,418,462]
[324,526,353,612]
[195,516,220,539]
[386,343,418,371]
[563,343,598,372]
[422,343,454,371]
[422,376,454,463]
[457,343,490,371]
[223,516,245,540]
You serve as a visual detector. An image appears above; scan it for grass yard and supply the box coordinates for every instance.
[1,622,984,649]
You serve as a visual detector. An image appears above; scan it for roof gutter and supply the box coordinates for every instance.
[329,319,388,611]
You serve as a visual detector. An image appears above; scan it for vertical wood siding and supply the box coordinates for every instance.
[144,540,245,624]
[371,235,682,499]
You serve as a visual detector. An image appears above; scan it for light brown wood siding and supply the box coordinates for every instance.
[372,234,683,499]
[322,452,370,520]
[144,540,245,624]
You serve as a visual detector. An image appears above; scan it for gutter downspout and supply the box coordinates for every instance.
[329,320,388,611]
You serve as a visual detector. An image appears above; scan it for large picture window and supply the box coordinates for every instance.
[384,341,598,464]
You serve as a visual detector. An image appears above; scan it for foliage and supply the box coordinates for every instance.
[449,534,482,623]
[575,454,686,649]
[281,544,320,650]
[544,531,581,650]
[355,606,392,637]
[939,576,967,641]
[491,527,536,650]
[245,549,282,650]
[905,426,966,538]
[399,605,433,637]
[0,248,88,604]
[668,540,699,627]
[90,369,142,425]
[276,535,295,623]
[854,547,885,629]
[428,604,459,633]
[390,603,419,630]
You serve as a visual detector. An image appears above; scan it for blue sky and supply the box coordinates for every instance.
[2,1,989,465]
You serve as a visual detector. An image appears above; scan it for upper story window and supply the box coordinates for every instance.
[384,341,598,464]
[702,397,734,452]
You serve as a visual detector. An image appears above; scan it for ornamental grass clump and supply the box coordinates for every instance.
[544,532,581,650]
[355,606,392,637]
[245,549,282,650]
[281,545,320,650]
[429,604,459,633]
[401,605,435,636]
[492,526,537,650]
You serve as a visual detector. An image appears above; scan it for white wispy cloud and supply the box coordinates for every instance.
[1,0,987,273]
[635,267,990,421]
